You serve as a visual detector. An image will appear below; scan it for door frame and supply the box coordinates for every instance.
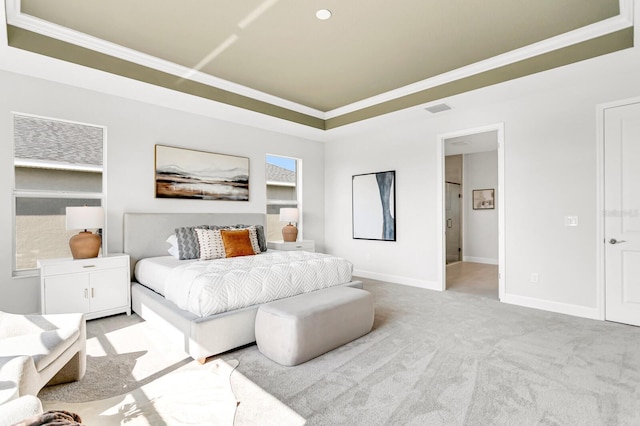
[596,95,640,321]
[436,123,505,299]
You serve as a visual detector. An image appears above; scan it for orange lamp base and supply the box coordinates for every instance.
[282,225,298,242]
[69,231,101,259]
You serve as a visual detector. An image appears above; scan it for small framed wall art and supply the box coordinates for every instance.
[352,170,396,241]
[155,144,249,201]
[472,188,495,210]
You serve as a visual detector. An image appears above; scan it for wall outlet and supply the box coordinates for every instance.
[530,273,539,284]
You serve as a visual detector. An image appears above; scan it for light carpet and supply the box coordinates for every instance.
[39,315,305,425]
[224,279,640,425]
[43,359,238,425]
[40,279,640,425]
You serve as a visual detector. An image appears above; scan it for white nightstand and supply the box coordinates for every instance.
[267,240,315,252]
[38,254,131,320]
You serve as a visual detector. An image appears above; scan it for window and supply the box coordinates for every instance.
[266,155,300,241]
[13,113,105,272]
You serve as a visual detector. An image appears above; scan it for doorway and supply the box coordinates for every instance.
[437,123,505,300]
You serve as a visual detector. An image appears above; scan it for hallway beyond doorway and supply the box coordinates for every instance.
[446,262,498,300]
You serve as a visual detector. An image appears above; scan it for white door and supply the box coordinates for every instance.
[604,102,640,326]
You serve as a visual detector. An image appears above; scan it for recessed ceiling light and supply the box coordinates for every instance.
[316,9,332,20]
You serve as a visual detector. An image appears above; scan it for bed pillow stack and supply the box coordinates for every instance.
[169,224,267,260]
[195,227,261,259]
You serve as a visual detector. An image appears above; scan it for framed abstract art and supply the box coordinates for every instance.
[352,170,396,241]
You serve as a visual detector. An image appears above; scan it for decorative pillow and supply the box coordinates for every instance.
[166,234,179,258]
[220,229,257,258]
[195,228,226,260]
[175,226,208,260]
[241,225,261,255]
[254,225,267,252]
[233,224,267,252]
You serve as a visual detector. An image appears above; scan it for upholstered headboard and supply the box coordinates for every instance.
[123,212,266,272]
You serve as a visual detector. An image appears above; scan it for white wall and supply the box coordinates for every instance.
[0,70,325,314]
[3,7,639,322]
[324,45,640,318]
[463,151,498,264]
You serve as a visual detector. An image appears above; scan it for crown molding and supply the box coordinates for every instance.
[5,0,325,119]
[5,0,634,123]
[325,0,634,118]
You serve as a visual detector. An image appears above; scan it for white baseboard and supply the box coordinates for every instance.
[462,256,498,265]
[353,269,441,291]
[354,269,601,321]
[501,293,601,320]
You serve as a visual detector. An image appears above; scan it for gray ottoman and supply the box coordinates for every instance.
[255,287,375,366]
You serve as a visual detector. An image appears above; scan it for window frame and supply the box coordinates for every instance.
[11,112,107,276]
[265,154,302,241]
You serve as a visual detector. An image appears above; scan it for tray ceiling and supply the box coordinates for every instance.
[6,0,633,129]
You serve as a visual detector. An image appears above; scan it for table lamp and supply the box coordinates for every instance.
[66,206,104,259]
[279,208,299,242]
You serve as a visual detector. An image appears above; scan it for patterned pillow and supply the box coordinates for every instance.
[175,225,209,260]
[220,229,256,258]
[195,228,226,260]
[244,226,262,255]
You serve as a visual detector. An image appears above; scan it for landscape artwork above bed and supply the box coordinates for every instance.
[155,144,249,201]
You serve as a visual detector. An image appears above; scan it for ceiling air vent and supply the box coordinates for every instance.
[425,103,451,114]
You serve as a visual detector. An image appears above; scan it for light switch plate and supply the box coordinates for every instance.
[565,216,578,227]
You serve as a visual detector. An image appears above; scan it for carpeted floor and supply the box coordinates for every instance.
[223,279,640,425]
[38,312,304,425]
[43,359,240,425]
[41,279,640,425]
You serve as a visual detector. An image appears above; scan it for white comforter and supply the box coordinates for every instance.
[164,250,353,317]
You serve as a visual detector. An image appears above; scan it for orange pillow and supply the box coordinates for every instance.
[220,229,256,258]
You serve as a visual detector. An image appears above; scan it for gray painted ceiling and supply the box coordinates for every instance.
[18,0,621,113]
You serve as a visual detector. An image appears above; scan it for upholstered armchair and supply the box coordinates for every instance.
[0,395,43,425]
[0,311,86,404]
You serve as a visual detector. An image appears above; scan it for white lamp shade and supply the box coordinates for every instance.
[66,206,105,230]
[279,208,299,223]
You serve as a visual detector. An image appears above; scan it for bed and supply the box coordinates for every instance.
[124,212,362,362]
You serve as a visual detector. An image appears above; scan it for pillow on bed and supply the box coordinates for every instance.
[195,228,227,260]
[209,224,262,254]
[242,225,262,254]
[175,226,209,260]
[220,229,259,258]
[233,224,267,252]
[166,234,179,258]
